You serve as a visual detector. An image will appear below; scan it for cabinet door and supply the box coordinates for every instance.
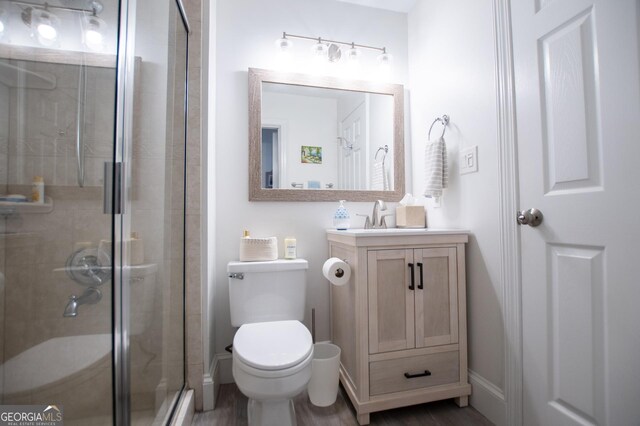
[414,248,458,347]
[368,249,415,353]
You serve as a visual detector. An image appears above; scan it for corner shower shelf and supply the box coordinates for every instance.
[0,197,54,215]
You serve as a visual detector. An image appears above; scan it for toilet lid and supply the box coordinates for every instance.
[233,320,313,370]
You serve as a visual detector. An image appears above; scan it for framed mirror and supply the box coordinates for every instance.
[249,68,404,201]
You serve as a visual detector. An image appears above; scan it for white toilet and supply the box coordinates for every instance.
[228,259,313,426]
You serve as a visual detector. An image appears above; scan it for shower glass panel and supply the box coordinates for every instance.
[0,0,188,424]
[0,1,120,424]
[122,0,187,424]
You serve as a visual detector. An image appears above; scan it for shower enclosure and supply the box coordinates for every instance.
[0,0,189,424]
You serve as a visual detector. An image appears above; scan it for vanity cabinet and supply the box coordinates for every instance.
[327,230,470,425]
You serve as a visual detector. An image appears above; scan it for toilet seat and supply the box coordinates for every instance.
[233,320,312,371]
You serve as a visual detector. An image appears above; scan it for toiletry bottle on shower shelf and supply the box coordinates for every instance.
[333,200,351,230]
[31,176,44,204]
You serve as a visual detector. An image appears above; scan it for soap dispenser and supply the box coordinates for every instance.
[333,200,351,230]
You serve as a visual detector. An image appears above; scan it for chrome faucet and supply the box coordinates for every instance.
[371,200,388,229]
[358,200,389,229]
[63,287,102,317]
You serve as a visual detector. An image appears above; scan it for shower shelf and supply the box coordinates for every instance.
[0,197,54,215]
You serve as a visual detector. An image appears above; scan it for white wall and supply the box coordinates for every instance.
[215,0,408,367]
[262,92,338,188]
[408,0,505,423]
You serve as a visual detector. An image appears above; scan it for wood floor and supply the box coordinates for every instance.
[192,383,493,425]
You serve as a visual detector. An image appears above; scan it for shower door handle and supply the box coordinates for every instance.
[76,65,86,187]
[103,162,123,215]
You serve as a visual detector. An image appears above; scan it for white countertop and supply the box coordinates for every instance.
[326,228,470,237]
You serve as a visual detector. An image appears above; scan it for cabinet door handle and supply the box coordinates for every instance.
[408,262,415,290]
[417,262,424,289]
[404,370,432,379]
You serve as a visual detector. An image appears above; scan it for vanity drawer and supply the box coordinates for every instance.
[369,350,459,396]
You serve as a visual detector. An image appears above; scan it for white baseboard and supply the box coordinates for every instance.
[468,369,506,426]
[202,354,225,411]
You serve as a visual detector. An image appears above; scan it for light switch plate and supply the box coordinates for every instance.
[460,145,478,175]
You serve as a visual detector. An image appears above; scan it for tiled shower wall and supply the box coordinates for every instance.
[0,62,116,421]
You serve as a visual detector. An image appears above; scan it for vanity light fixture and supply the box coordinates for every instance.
[16,0,105,49]
[276,32,392,72]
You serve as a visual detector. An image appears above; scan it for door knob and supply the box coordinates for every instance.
[517,208,543,227]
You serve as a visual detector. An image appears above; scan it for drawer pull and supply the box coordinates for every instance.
[404,370,432,379]
[408,262,415,290]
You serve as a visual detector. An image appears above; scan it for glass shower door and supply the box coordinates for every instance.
[117,0,188,424]
[0,1,121,424]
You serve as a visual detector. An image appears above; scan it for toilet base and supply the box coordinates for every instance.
[247,398,296,426]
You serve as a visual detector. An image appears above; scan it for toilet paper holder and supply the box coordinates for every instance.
[323,257,351,286]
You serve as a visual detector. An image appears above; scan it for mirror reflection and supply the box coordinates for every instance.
[261,83,394,191]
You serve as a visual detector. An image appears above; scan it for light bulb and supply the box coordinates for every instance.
[83,14,107,51]
[0,8,6,36]
[274,35,293,52]
[31,8,59,46]
[376,50,393,79]
[310,39,328,59]
[37,23,56,40]
[347,45,360,62]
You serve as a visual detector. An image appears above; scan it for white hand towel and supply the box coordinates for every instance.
[423,137,448,198]
[372,161,387,190]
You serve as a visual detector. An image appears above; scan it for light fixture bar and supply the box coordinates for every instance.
[11,0,100,15]
[283,32,386,53]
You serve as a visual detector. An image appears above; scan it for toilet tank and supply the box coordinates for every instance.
[228,259,308,327]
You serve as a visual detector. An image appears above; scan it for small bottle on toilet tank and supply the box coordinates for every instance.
[284,237,297,259]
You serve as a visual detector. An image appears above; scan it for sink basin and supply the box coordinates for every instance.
[326,228,469,237]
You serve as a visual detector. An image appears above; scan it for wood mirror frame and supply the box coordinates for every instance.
[248,67,405,202]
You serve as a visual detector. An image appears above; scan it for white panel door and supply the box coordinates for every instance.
[511,0,640,425]
[338,101,367,190]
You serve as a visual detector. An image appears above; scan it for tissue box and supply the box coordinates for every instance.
[396,206,426,228]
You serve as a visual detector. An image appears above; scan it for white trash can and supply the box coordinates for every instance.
[307,343,341,407]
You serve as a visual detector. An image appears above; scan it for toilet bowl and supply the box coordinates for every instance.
[232,320,313,426]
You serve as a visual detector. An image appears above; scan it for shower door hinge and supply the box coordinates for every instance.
[104,162,124,215]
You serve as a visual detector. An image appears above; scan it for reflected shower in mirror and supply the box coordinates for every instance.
[249,68,405,202]
[261,83,394,191]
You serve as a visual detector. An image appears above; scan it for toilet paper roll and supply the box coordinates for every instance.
[322,257,351,286]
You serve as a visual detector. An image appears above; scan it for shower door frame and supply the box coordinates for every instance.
[113,0,191,424]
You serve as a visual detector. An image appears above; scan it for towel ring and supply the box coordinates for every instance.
[428,114,450,139]
[375,144,389,160]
